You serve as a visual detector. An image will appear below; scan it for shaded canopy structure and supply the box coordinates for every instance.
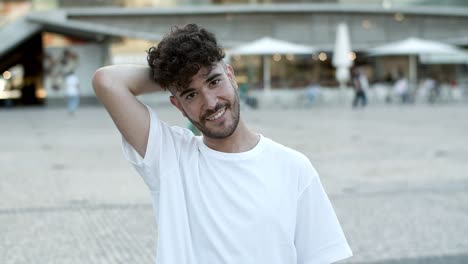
[367,37,467,87]
[228,37,315,91]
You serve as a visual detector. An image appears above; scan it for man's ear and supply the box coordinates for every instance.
[226,64,238,89]
[170,95,187,117]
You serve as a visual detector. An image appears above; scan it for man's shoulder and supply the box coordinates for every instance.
[146,106,198,148]
[262,137,311,165]
[262,137,318,187]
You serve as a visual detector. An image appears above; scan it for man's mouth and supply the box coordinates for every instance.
[205,107,226,121]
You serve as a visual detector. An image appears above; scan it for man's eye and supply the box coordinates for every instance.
[186,92,196,100]
[210,79,220,86]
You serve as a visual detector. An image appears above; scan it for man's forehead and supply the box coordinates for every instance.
[190,64,223,83]
[195,64,221,78]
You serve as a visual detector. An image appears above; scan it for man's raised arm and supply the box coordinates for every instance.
[92,64,162,158]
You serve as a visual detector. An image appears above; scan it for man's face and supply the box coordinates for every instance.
[170,62,240,139]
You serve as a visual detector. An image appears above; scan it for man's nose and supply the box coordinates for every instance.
[201,89,218,110]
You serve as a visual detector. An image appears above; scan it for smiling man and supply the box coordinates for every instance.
[92,24,352,264]
[168,63,247,147]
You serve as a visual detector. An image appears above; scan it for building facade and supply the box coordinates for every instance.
[1,0,467,105]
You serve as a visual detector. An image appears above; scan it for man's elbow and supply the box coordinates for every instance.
[92,67,110,96]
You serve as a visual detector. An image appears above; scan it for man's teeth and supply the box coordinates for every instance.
[207,108,226,121]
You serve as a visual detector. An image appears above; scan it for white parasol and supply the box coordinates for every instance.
[368,37,466,87]
[228,37,315,91]
[332,22,354,90]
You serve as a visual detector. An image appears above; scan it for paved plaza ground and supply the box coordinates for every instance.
[1,102,468,263]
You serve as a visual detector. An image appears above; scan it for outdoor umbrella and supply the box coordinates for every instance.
[332,22,353,90]
[228,37,315,91]
[367,37,466,87]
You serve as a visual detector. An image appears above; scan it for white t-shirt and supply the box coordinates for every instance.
[394,78,409,95]
[122,105,352,264]
[64,74,79,96]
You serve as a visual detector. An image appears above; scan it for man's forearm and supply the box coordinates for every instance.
[92,64,159,158]
[93,64,162,96]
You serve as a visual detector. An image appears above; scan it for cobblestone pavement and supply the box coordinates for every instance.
[1,103,467,263]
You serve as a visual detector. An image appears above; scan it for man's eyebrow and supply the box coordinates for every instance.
[205,73,222,83]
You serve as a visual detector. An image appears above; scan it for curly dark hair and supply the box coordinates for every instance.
[147,24,225,92]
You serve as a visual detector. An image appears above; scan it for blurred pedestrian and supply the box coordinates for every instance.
[418,76,436,103]
[92,24,352,264]
[64,70,80,115]
[393,73,410,104]
[305,81,320,107]
[351,69,367,108]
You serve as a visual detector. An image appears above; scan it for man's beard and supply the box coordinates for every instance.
[187,89,240,139]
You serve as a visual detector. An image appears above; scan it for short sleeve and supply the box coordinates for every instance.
[295,171,352,264]
[121,104,185,191]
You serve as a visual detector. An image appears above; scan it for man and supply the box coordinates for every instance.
[351,69,367,108]
[93,24,352,264]
[64,70,80,115]
[393,72,410,104]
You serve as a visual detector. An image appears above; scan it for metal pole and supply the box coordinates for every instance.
[263,55,271,92]
[409,55,417,90]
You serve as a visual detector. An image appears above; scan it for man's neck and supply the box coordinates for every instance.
[202,119,259,153]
